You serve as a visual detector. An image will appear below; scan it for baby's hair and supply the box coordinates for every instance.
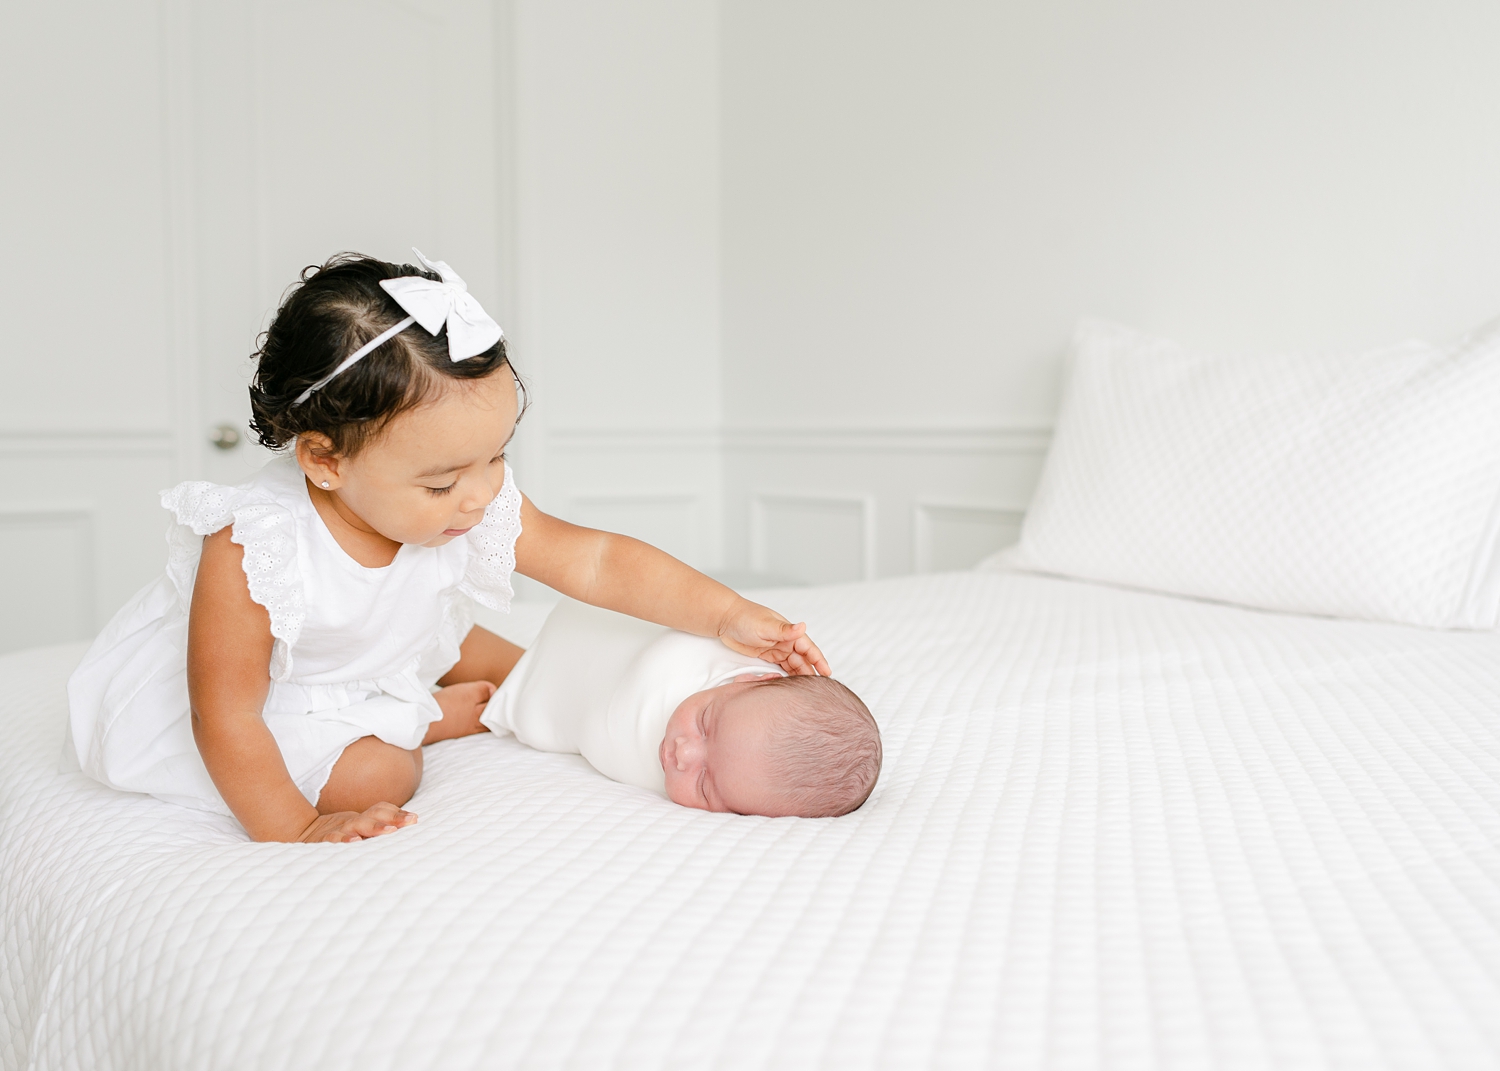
[757,675,881,817]
[249,252,525,457]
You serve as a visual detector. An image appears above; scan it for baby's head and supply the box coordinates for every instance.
[248,252,524,546]
[659,673,881,818]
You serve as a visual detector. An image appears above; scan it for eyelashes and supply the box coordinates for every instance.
[428,455,505,496]
[696,707,710,804]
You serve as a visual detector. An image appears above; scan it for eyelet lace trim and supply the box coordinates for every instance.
[459,465,521,612]
[160,482,305,681]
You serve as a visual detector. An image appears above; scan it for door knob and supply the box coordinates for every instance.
[209,424,241,450]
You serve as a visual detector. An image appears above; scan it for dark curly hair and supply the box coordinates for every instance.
[249,253,523,457]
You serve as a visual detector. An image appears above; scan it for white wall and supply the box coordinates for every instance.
[509,0,724,574]
[0,3,183,653]
[714,0,1500,582]
[512,0,721,438]
[520,0,1500,587]
[722,0,1500,425]
[7,0,1500,651]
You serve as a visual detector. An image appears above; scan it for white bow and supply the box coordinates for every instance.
[379,248,503,361]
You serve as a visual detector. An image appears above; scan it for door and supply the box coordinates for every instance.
[0,0,505,655]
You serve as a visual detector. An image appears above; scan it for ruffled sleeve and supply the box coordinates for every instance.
[159,481,305,681]
[458,464,522,613]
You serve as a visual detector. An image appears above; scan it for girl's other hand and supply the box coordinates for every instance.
[297,802,416,843]
[718,601,833,677]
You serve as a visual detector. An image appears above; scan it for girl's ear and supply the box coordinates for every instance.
[296,433,344,490]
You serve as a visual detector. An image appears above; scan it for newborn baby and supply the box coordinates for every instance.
[480,599,880,817]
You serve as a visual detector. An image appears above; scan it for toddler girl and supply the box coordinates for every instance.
[68,250,829,843]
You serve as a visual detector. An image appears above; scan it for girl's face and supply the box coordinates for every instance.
[301,368,520,547]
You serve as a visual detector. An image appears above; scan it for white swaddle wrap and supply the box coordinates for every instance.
[480,599,784,794]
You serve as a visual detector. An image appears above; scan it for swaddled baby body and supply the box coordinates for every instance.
[481,600,880,817]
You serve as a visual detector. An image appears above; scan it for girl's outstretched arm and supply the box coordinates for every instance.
[189,529,415,842]
[513,495,833,676]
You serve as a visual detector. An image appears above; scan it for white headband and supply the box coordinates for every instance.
[292,248,504,405]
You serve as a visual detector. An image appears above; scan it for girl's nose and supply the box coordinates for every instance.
[458,484,496,517]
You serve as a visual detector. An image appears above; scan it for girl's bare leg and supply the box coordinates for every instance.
[316,678,495,816]
[317,736,423,814]
[313,629,516,815]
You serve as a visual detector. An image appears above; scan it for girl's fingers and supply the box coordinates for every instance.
[350,815,384,838]
[367,801,413,823]
[349,803,417,839]
[733,611,832,674]
[778,624,831,675]
[794,636,832,677]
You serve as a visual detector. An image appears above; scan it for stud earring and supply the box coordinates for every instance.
[320,481,331,489]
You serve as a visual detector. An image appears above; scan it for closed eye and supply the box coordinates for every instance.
[427,483,456,496]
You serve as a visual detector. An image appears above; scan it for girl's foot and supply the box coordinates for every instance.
[425,680,497,744]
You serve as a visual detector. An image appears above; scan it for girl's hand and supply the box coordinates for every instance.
[297,802,416,843]
[717,600,833,677]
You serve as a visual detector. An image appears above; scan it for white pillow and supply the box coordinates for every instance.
[1006,316,1500,628]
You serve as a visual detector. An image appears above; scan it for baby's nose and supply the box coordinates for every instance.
[674,735,705,770]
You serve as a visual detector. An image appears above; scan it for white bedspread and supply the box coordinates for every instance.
[3,573,1498,1070]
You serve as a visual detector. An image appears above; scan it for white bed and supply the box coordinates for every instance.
[3,570,1498,1070]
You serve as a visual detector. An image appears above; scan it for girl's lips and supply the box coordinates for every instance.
[443,525,474,537]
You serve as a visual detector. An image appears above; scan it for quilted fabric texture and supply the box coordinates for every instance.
[1010,317,1500,628]
[3,573,1499,1070]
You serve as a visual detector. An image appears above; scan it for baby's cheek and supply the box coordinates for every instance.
[663,772,705,810]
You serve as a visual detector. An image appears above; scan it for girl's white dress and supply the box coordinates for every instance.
[67,455,521,815]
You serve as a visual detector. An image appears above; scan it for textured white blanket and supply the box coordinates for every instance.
[3,573,1498,1070]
